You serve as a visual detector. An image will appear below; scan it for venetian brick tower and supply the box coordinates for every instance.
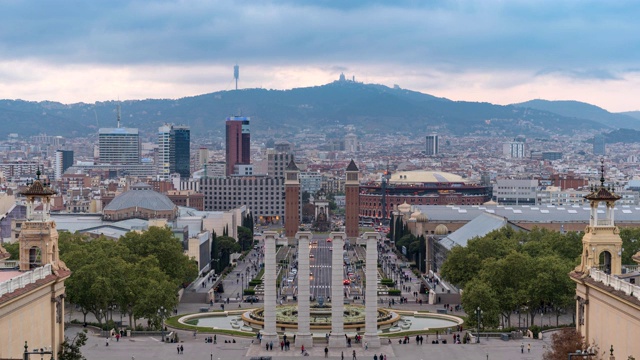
[284,159,300,238]
[345,159,360,239]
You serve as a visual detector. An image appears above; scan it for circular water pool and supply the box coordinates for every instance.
[179,308,461,334]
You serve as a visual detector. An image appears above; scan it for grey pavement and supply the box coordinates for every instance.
[69,325,552,360]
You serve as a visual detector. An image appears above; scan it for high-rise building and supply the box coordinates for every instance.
[225,116,251,176]
[157,124,191,180]
[54,150,74,180]
[157,125,171,180]
[98,127,140,165]
[503,138,526,158]
[425,134,439,156]
[344,133,358,153]
[170,125,190,179]
[593,134,606,155]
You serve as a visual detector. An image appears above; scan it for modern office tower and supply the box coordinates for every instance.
[196,147,209,170]
[503,138,526,158]
[157,125,171,180]
[593,134,606,155]
[157,124,191,180]
[170,125,190,179]
[494,178,538,205]
[225,116,251,176]
[425,134,439,155]
[54,150,74,180]
[266,149,293,179]
[344,133,358,153]
[345,160,360,239]
[98,128,140,164]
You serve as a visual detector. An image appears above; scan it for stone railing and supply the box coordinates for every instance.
[595,219,613,227]
[0,260,19,269]
[0,264,52,297]
[589,267,640,302]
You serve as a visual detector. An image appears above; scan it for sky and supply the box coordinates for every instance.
[0,0,639,112]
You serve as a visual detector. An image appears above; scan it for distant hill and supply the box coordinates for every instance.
[0,81,609,138]
[596,128,640,144]
[513,99,640,129]
[620,111,640,121]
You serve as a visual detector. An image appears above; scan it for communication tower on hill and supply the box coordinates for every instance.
[234,64,239,90]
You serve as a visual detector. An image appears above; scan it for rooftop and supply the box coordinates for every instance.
[413,204,640,224]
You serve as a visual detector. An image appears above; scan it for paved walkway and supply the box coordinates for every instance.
[69,325,551,360]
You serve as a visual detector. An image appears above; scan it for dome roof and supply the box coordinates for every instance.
[434,224,449,235]
[398,201,411,213]
[104,187,176,212]
[416,213,429,223]
[389,170,464,184]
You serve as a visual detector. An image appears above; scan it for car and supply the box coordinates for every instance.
[326,238,332,242]
[343,279,351,285]
[244,295,259,303]
[309,254,315,258]
[329,248,333,251]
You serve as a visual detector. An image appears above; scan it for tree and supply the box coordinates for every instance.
[2,241,19,260]
[542,328,591,360]
[58,329,88,360]
[302,191,310,204]
[237,226,253,251]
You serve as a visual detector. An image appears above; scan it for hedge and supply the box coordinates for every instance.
[387,289,401,296]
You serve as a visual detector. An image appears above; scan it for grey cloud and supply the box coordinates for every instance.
[0,0,638,74]
[535,68,622,81]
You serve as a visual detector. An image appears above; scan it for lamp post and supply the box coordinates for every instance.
[476,307,483,343]
[158,306,167,342]
[23,342,53,360]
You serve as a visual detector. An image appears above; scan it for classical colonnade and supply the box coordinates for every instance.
[261,231,381,349]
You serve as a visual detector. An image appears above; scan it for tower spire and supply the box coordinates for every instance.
[117,104,121,128]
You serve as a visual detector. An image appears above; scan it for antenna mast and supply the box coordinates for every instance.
[234,64,239,90]
[117,104,121,128]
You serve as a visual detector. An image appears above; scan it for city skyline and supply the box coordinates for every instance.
[0,1,639,112]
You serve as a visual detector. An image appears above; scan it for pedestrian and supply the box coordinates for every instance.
[266,343,269,351]
[301,345,305,354]
[214,334,217,344]
[270,341,273,351]
[180,345,183,354]
[374,355,378,360]
[521,342,524,353]
[342,351,344,360]
[280,341,284,351]
[177,345,180,354]
[353,349,357,360]
[106,337,109,347]
[325,346,329,357]
[365,341,368,350]
[380,353,383,360]
[528,343,531,353]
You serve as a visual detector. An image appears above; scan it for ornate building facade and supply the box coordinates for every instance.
[0,171,70,359]
[570,165,640,358]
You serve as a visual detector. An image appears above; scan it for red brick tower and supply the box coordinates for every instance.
[284,159,300,238]
[345,159,360,239]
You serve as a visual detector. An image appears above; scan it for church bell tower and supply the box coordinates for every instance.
[576,160,622,275]
[18,169,66,273]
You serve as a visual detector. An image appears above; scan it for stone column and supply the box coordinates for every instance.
[295,231,313,348]
[329,232,347,347]
[261,231,279,345]
[363,232,381,348]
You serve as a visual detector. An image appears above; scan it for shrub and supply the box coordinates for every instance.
[243,289,256,295]
[387,289,401,296]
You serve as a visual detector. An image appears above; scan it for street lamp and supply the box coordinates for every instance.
[23,342,53,360]
[476,307,483,343]
[158,306,167,342]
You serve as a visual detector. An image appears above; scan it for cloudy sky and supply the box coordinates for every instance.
[1,0,638,112]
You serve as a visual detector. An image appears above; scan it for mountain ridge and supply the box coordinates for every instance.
[0,81,610,138]
[513,99,640,129]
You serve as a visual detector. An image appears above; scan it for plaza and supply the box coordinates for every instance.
[68,324,550,360]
